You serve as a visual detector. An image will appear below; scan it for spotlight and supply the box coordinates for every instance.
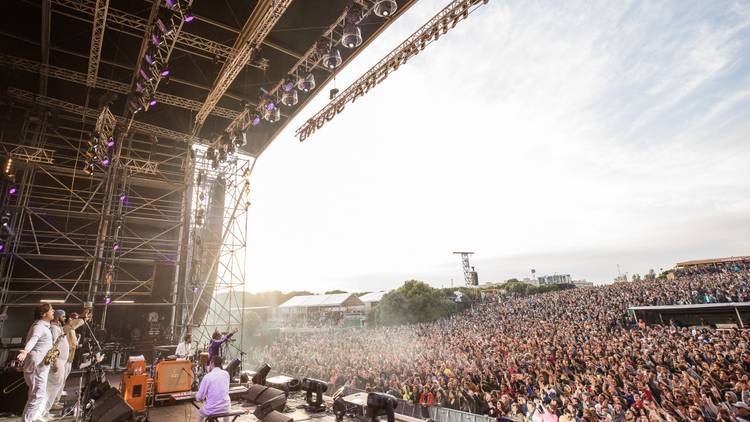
[1,212,10,227]
[151,33,163,47]
[106,137,115,148]
[192,286,199,293]
[206,147,216,161]
[367,392,397,422]
[148,97,158,107]
[373,0,397,17]
[0,240,5,253]
[139,68,152,82]
[264,99,276,112]
[112,241,120,251]
[3,157,13,175]
[281,89,298,107]
[104,296,112,305]
[145,52,155,66]
[159,68,170,78]
[322,48,342,69]
[233,130,246,147]
[184,7,195,23]
[211,159,219,170]
[8,186,17,196]
[165,0,175,7]
[249,113,261,126]
[342,25,362,49]
[265,107,281,123]
[297,73,316,92]
[227,143,235,155]
[301,378,328,411]
[101,157,110,167]
[156,18,171,37]
[119,193,127,203]
[281,75,296,92]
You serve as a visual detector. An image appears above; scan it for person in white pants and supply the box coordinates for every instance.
[51,309,88,409]
[16,303,55,422]
[43,310,68,418]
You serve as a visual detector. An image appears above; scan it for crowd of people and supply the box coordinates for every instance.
[257,269,750,421]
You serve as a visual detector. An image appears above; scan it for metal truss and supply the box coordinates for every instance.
[179,148,253,360]
[86,0,109,87]
[6,88,211,145]
[8,146,55,164]
[193,0,293,131]
[0,55,239,120]
[296,0,489,141]
[50,0,268,70]
[223,0,378,136]
[121,157,158,175]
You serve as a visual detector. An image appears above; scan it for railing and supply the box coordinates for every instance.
[429,406,497,422]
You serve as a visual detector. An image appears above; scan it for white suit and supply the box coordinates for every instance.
[21,320,53,422]
[44,323,68,417]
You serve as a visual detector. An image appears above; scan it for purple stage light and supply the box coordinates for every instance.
[104,296,112,305]
[165,0,175,8]
[192,286,199,293]
[184,9,195,23]
[145,52,155,65]
[0,243,4,253]
[106,137,115,148]
[8,186,17,195]
[265,101,275,111]
[250,114,261,126]
[149,98,158,107]
[160,68,170,77]
[101,158,110,167]
[151,34,162,46]
[119,193,127,203]
[112,242,120,251]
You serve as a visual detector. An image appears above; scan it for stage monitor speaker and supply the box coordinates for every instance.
[252,362,271,385]
[155,360,193,393]
[262,410,293,422]
[90,388,134,422]
[253,394,287,419]
[244,384,285,404]
[0,368,27,415]
[225,358,241,381]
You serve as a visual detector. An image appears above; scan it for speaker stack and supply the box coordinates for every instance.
[89,387,134,422]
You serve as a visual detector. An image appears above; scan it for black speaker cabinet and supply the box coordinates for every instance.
[262,410,293,422]
[244,384,285,404]
[0,368,27,415]
[90,387,134,422]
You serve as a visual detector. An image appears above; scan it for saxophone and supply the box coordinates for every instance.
[44,330,66,366]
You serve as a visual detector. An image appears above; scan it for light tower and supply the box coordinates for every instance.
[453,251,478,287]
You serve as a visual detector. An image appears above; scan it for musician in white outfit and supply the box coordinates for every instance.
[42,309,68,418]
[16,303,55,422]
[175,333,194,359]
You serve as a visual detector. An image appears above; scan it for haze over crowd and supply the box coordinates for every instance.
[245,0,750,293]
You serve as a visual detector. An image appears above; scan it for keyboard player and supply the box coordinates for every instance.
[195,355,231,422]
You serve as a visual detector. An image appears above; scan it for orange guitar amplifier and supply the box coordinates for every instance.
[122,373,148,412]
[126,357,146,375]
[155,360,193,394]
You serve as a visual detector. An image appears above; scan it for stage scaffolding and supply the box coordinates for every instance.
[0,102,249,346]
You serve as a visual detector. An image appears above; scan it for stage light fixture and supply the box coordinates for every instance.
[3,158,13,175]
[218,148,227,163]
[1,212,10,227]
[112,241,120,251]
[249,113,261,126]
[101,157,111,167]
[297,73,316,92]
[374,0,397,17]
[367,392,397,422]
[139,68,152,82]
[148,97,158,107]
[145,51,156,66]
[330,88,340,100]
[104,296,112,305]
[192,286,199,293]
[282,75,296,92]
[184,8,195,22]
[156,18,172,37]
[119,193,127,203]
[281,89,298,107]
[264,99,276,112]
[342,25,362,49]
[0,240,5,253]
[106,137,116,148]
[211,159,219,170]
[265,107,281,123]
[233,130,246,147]
[8,186,17,196]
[159,68,170,77]
[227,143,236,156]
[302,378,328,411]
[206,147,216,161]
[323,47,342,69]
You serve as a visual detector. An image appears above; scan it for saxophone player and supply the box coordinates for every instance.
[42,309,68,418]
[16,303,55,422]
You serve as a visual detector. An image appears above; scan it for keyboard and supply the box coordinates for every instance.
[169,385,249,401]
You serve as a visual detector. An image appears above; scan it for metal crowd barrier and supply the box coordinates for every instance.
[429,406,496,422]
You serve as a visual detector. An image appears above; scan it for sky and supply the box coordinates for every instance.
[243,0,750,293]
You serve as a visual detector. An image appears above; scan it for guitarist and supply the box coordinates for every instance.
[16,303,54,422]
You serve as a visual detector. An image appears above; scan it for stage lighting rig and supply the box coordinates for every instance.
[297,73,316,93]
[373,0,398,17]
[342,25,363,49]
[281,89,298,107]
[302,378,328,412]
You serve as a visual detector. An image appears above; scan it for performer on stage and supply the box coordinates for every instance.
[195,355,231,422]
[16,303,55,422]
[175,333,194,359]
[43,309,67,417]
[207,328,237,361]
[46,309,89,412]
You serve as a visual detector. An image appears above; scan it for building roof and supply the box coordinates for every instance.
[675,256,750,268]
[278,293,364,308]
[359,291,387,303]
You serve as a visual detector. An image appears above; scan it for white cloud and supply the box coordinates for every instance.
[244,0,750,292]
